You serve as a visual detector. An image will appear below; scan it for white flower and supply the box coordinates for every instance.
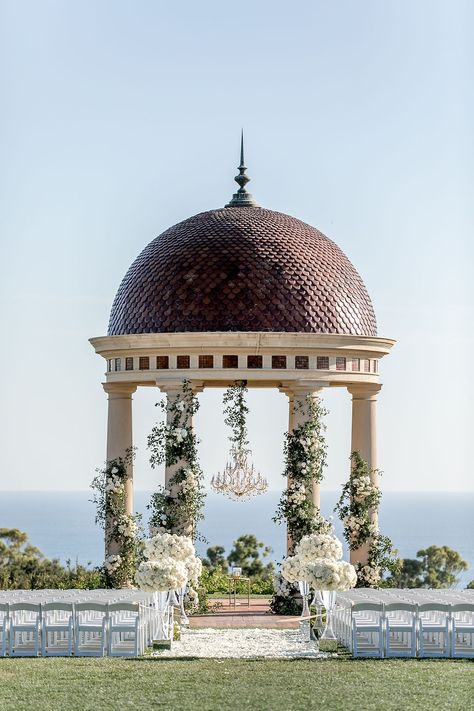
[185,555,203,586]
[359,564,381,586]
[176,401,185,412]
[104,554,122,573]
[143,532,195,563]
[111,466,119,474]
[296,533,343,562]
[305,558,357,591]
[135,558,188,592]
[281,554,310,583]
[116,514,137,538]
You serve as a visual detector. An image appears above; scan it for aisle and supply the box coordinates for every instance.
[156,627,326,658]
[189,597,300,629]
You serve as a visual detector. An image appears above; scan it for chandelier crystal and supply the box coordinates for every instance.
[211,447,268,500]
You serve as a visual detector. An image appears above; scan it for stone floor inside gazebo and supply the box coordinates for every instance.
[189,597,299,629]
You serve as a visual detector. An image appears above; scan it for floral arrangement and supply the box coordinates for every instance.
[147,380,205,539]
[273,395,328,550]
[135,558,188,592]
[281,554,310,583]
[90,452,142,588]
[137,532,203,593]
[305,558,357,591]
[143,532,195,562]
[280,529,357,593]
[335,451,399,587]
[295,532,343,563]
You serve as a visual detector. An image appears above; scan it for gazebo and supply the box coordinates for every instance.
[90,139,395,565]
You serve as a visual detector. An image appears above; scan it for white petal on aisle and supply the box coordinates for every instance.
[153,628,330,659]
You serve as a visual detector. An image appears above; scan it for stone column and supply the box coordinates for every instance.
[280,381,327,554]
[103,383,137,557]
[156,379,204,536]
[347,383,382,565]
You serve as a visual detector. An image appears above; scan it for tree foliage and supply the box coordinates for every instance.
[0,528,104,590]
[202,545,227,572]
[227,534,274,577]
[387,545,468,589]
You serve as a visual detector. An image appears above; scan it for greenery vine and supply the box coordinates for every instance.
[335,451,400,587]
[90,449,143,588]
[271,394,329,614]
[147,380,205,541]
[273,394,328,550]
[223,380,249,451]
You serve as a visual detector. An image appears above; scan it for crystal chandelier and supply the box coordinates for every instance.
[211,447,268,500]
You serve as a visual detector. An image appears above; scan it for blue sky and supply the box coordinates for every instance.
[0,0,472,493]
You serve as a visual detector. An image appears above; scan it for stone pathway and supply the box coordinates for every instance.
[154,627,328,659]
[189,597,300,629]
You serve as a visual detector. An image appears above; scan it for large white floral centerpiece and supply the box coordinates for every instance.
[281,531,356,592]
[136,532,202,592]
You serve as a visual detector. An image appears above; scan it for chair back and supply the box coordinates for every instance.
[451,603,474,613]
[9,603,41,612]
[352,602,384,612]
[384,603,417,612]
[74,602,108,613]
[41,602,74,612]
[108,602,140,613]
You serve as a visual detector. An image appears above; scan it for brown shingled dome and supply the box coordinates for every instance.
[108,207,377,336]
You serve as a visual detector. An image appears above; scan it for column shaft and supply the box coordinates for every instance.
[348,384,381,565]
[103,384,136,557]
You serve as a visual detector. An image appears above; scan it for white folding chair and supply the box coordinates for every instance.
[384,603,417,657]
[418,603,451,658]
[451,603,474,658]
[0,603,9,657]
[8,603,41,657]
[41,602,74,657]
[351,603,384,658]
[74,603,108,657]
[108,602,145,657]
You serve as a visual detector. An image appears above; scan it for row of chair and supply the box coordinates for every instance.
[0,599,172,657]
[333,601,474,658]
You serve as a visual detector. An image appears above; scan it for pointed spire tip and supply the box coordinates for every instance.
[225,130,257,208]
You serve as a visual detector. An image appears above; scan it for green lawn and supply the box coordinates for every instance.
[0,657,471,711]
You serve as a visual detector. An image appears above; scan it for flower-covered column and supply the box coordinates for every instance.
[103,383,137,557]
[290,384,326,510]
[347,383,382,565]
[153,379,204,538]
[278,381,328,554]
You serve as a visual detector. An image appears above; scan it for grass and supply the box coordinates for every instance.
[0,656,472,711]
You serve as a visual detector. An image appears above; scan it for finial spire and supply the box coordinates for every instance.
[225,130,258,207]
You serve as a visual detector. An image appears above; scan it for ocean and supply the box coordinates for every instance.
[0,491,472,587]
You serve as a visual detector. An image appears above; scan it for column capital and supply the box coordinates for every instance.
[347,383,382,400]
[279,380,329,398]
[102,382,137,397]
[156,378,205,395]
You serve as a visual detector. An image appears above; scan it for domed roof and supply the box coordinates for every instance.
[108,206,377,337]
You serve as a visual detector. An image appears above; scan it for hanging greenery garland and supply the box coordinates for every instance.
[90,450,143,588]
[222,380,249,450]
[147,380,205,541]
[273,394,328,550]
[335,451,400,587]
